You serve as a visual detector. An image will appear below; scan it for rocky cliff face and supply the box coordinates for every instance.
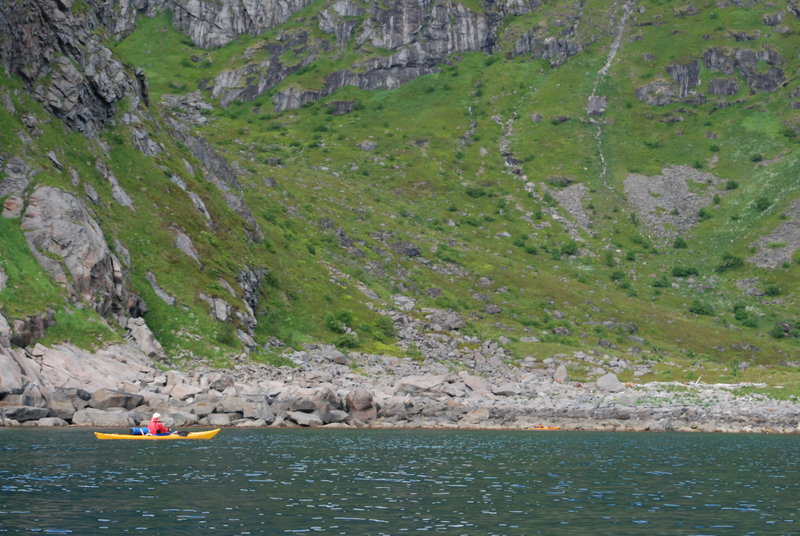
[210,0,543,110]
[0,0,144,135]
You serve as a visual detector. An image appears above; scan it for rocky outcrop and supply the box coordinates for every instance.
[21,186,138,318]
[215,0,529,110]
[171,0,314,49]
[667,61,701,98]
[0,0,145,136]
[704,46,785,93]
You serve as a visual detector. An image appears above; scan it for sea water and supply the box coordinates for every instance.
[0,428,798,535]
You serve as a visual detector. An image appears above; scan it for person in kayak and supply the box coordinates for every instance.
[148,413,170,435]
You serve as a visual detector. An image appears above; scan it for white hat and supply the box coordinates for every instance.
[153,413,161,419]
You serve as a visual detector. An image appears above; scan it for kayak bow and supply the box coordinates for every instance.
[94,429,221,440]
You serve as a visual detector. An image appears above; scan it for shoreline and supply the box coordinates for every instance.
[2,342,800,435]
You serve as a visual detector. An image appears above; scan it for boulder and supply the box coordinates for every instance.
[187,399,218,417]
[288,410,323,427]
[395,374,449,395]
[241,399,275,422]
[324,409,349,423]
[206,372,234,392]
[168,382,203,401]
[596,372,625,393]
[35,417,69,427]
[46,391,78,420]
[72,408,134,426]
[345,389,374,411]
[290,397,318,412]
[553,364,569,383]
[124,318,166,358]
[90,388,144,410]
[459,373,493,396]
[201,413,234,426]
[492,383,520,396]
[0,350,25,396]
[0,405,50,422]
[319,347,347,365]
[348,406,378,424]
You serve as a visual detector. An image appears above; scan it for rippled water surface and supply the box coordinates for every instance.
[1,429,798,535]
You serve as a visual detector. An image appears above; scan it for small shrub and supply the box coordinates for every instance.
[672,266,698,277]
[561,241,578,256]
[715,253,743,272]
[512,235,527,248]
[764,284,781,297]
[652,276,670,288]
[753,197,771,211]
[750,154,763,162]
[326,310,353,333]
[335,333,360,348]
[375,316,396,340]
[688,299,714,316]
[733,303,758,328]
[673,237,687,249]
[725,180,739,190]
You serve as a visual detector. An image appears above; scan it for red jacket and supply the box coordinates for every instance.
[148,416,169,435]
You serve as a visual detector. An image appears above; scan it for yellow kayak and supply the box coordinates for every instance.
[94,429,221,440]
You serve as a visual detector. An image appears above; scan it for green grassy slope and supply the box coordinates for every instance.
[2,1,799,394]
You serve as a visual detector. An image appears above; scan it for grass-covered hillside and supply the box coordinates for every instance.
[1,0,799,395]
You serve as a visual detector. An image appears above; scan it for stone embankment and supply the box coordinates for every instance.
[2,341,799,434]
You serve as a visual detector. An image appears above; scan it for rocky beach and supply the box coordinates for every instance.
[3,305,799,434]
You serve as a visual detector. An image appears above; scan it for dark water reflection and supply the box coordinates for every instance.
[0,429,797,535]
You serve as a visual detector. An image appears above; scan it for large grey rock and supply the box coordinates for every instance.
[21,187,134,317]
[202,413,233,426]
[29,343,155,393]
[124,318,166,358]
[169,382,203,401]
[288,410,323,427]
[0,348,24,395]
[553,364,569,383]
[90,388,144,410]
[45,391,77,421]
[35,417,69,427]
[459,373,493,396]
[346,389,374,411]
[597,373,625,393]
[492,382,520,396]
[395,374,449,395]
[72,408,134,427]
[0,405,50,422]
